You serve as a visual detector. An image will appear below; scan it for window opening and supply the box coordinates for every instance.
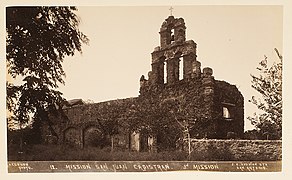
[223,107,231,119]
[179,57,183,80]
[164,61,167,84]
[170,29,175,43]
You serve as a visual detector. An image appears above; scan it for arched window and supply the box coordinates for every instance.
[179,56,183,80]
[223,107,231,119]
[164,61,167,83]
[170,28,175,43]
[222,102,235,120]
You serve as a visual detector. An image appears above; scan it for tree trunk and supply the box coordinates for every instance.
[187,132,191,161]
[111,135,114,152]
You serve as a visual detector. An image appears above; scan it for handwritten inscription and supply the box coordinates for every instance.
[49,164,58,170]
[7,161,280,173]
[94,163,109,171]
[8,162,33,172]
[181,163,219,171]
[232,162,269,171]
[65,163,92,172]
[112,163,128,171]
[133,164,171,172]
[193,164,219,171]
[63,162,170,172]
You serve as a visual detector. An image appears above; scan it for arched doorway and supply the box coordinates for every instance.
[63,127,80,147]
[83,126,105,148]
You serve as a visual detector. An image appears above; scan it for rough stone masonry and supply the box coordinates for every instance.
[42,16,244,152]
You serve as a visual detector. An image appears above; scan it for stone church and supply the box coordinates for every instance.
[42,16,244,152]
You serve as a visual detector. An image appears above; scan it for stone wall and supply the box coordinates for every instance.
[213,81,244,138]
[139,76,244,139]
[44,98,140,149]
[183,139,282,161]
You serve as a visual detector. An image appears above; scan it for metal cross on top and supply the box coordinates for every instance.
[169,6,174,16]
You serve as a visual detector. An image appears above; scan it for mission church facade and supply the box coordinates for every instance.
[42,16,244,152]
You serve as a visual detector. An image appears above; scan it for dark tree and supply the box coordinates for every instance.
[6,6,88,143]
[248,48,282,139]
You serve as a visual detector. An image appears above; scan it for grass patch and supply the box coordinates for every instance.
[8,142,281,161]
[8,144,188,161]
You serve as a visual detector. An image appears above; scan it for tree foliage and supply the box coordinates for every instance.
[6,7,88,136]
[248,48,282,139]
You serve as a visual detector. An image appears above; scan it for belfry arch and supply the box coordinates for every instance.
[159,16,186,48]
[166,52,181,83]
[147,16,201,85]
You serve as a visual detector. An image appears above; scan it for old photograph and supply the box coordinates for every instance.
[4,4,286,173]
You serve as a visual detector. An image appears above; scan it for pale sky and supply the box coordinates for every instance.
[58,6,282,130]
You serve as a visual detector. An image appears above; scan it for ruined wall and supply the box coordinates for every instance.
[44,98,139,149]
[214,81,244,138]
[139,73,243,139]
[139,79,212,139]
[43,16,244,151]
[185,139,282,161]
[44,74,244,150]
[139,16,244,139]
